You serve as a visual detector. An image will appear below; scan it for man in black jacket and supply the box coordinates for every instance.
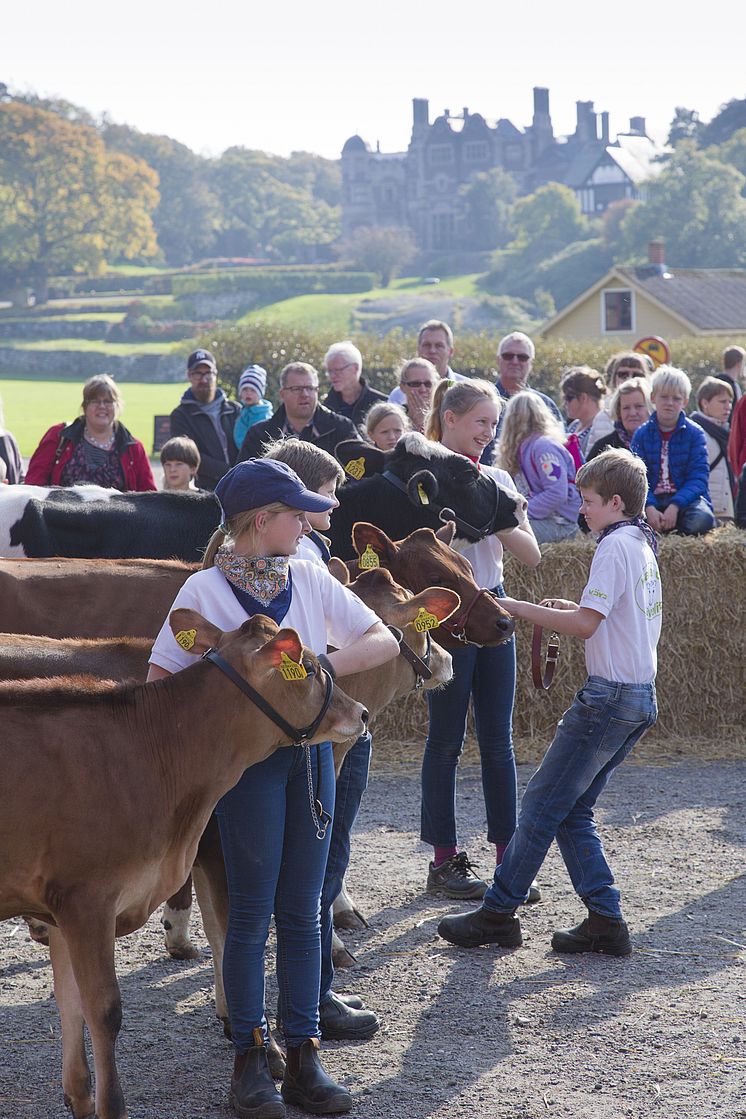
[323,341,386,435]
[238,361,358,461]
[169,350,241,490]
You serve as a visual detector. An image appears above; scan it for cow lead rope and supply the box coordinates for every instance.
[304,744,331,840]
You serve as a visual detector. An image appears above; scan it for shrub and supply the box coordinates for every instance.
[172,269,376,300]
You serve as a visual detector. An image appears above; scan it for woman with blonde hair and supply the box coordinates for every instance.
[25,374,155,491]
[498,391,581,544]
[559,366,608,458]
[148,458,398,1117]
[419,379,541,901]
[587,377,652,459]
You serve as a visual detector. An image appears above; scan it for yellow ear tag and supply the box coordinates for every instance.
[279,652,308,682]
[359,544,380,569]
[175,629,197,651]
[345,457,366,480]
[417,482,430,505]
[414,608,439,633]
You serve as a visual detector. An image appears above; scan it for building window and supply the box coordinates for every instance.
[504,142,523,168]
[429,145,454,166]
[602,289,634,332]
[464,141,488,161]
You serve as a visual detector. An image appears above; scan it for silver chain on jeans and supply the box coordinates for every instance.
[304,743,329,840]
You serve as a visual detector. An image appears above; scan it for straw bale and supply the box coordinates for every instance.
[370,525,746,768]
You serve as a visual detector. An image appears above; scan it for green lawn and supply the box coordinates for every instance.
[9,338,183,356]
[238,273,485,332]
[0,378,183,457]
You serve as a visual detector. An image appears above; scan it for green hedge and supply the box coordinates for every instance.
[197,322,746,402]
[172,270,377,299]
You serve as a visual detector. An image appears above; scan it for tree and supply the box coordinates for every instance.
[710,127,746,180]
[0,102,159,301]
[617,145,746,267]
[460,167,517,250]
[666,107,703,148]
[509,183,591,263]
[340,225,416,286]
[700,98,746,147]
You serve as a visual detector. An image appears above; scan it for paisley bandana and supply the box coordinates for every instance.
[215,546,290,605]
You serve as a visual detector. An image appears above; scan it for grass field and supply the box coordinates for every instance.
[0,378,182,457]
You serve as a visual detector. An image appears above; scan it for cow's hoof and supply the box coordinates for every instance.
[268,1033,286,1080]
[165,941,201,961]
[25,917,50,946]
[333,906,369,931]
[332,943,357,969]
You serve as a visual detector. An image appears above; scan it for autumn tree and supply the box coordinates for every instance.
[340,225,416,286]
[0,102,159,301]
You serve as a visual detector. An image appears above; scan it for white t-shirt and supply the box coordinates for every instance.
[452,465,518,590]
[149,559,379,674]
[295,534,326,567]
[580,527,662,684]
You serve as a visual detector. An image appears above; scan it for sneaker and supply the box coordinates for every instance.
[551,914,632,957]
[526,880,542,904]
[438,906,523,949]
[427,852,487,899]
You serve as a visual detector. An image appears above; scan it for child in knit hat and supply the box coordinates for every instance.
[233,364,273,450]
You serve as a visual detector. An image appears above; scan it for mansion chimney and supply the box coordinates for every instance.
[532,86,554,155]
[600,111,610,143]
[629,116,647,136]
[412,98,429,133]
[575,100,597,143]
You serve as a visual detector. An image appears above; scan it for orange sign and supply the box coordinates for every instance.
[634,336,670,368]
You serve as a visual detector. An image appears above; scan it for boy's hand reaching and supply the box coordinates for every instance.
[539,598,578,611]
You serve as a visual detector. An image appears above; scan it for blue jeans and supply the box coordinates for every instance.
[657,496,716,536]
[319,731,372,1003]
[484,677,657,919]
[216,742,335,1051]
[421,589,517,848]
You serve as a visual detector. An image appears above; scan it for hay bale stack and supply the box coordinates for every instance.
[370,526,746,766]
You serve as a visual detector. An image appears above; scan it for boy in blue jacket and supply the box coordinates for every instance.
[630,365,715,536]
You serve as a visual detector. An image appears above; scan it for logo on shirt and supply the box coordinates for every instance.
[635,562,662,619]
[587,588,608,600]
[539,452,562,481]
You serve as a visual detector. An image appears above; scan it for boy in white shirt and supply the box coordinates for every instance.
[439,448,661,957]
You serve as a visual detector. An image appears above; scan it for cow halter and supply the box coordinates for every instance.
[439,586,493,646]
[381,472,495,541]
[202,648,335,838]
[387,625,433,691]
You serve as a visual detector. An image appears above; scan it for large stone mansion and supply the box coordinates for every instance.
[341,88,663,251]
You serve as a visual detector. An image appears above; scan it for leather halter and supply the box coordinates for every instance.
[387,625,432,691]
[440,587,493,645]
[202,648,334,744]
[531,626,561,690]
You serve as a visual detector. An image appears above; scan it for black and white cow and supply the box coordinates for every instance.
[330,432,523,560]
[0,485,221,563]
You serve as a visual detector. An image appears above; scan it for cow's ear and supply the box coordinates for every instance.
[435,520,456,545]
[169,608,222,655]
[352,522,397,565]
[328,557,350,585]
[405,587,461,626]
[335,440,385,479]
[256,628,304,671]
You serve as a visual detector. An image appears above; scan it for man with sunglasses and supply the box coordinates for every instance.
[238,362,357,461]
[170,349,242,490]
[496,333,562,432]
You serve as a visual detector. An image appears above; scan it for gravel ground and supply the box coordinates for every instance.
[2,756,745,1119]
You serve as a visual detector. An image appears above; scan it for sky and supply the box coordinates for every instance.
[4,0,745,160]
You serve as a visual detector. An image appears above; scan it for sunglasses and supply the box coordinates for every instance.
[402,379,435,389]
[500,351,530,362]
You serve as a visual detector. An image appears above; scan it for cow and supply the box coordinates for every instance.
[0,485,220,561]
[0,557,194,639]
[329,431,523,560]
[0,610,367,1119]
[0,632,151,681]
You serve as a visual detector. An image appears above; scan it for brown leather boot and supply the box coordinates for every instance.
[230,1028,287,1119]
[281,1037,352,1115]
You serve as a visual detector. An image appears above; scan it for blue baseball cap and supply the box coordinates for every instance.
[214,459,334,518]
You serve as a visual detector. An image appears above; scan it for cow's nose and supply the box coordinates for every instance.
[361,708,369,726]
[497,615,516,638]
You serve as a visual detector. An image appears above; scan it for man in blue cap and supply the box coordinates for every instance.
[170,350,241,490]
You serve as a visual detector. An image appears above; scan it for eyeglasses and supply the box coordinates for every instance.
[327,362,355,375]
[88,397,115,406]
[402,380,435,389]
[190,369,216,380]
[500,351,531,363]
[283,384,318,395]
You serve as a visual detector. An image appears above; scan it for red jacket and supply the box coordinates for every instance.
[728,394,746,477]
[25,418,156,491]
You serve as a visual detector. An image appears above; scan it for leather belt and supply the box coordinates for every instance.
[531,626,561,690]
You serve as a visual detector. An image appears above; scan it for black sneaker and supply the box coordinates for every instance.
[427,852,487,899]
[551,915,632,957]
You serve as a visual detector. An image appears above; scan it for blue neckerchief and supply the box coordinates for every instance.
[598,517,657,557]
[227,568,293,625]
[307,530,331,566]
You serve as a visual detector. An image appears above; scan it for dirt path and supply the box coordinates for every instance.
[2,757,745,1119]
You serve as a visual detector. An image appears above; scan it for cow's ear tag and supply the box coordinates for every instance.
[414,608,439,632]
[417,482,430,505]
[345,457,366,480]
[359,544,380,569]
[175,629,197,651]
[279,652,308,682]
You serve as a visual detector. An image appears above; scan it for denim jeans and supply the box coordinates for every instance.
[483,677,657,919]
[421,588,517,848]
[657,496,716,536]
[319,731,372,1003]
[529,516,579,545]
[216,741,335,1051]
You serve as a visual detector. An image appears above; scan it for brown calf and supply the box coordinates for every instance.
[0,610,367,1119]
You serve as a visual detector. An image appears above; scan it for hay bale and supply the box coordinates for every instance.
[371,525,746,767]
